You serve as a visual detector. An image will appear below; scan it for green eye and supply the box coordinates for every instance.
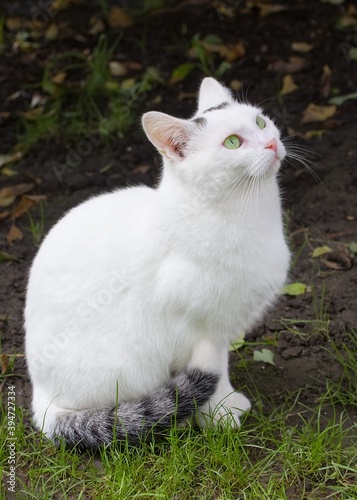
[223,135,241,149]
[256,116,266,129]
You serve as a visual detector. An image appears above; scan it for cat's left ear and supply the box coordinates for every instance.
[197,77,233,114]
[142,111,193,162]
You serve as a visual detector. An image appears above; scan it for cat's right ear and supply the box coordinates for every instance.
[197,77,233,114]
[142,112,193,162]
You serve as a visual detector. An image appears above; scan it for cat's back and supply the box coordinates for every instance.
[34,186,157,261]
[26,186,159,309]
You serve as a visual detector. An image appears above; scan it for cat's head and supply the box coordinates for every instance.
[142,78,285,198]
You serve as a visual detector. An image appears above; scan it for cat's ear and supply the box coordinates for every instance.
[197,77,233,114]
[142,111,193,162]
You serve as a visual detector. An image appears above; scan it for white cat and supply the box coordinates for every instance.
[25,77,290,449]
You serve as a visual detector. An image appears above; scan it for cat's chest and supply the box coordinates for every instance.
[155,215,288,328]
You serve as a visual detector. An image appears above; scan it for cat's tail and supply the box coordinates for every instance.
[51,369,219,450]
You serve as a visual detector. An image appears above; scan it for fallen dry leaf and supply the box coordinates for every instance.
[301,103,337,123]
[6,90,22,101]
[51,0,82,11]
[1,354,9,375]
[11,194,46,219]
[21,108,46,121]
[212,1,235,18]
[320,247,353,270]
[222,42,246,62]
[0,211,10,221]
[271,56,307,73]
[7,225,24,244]
[5,16,23,32]
[230,79,242,92]
[337,13,357,28]
[0,151,23,168]
[320,64,332,98]
[0,183,33,207]
[45,23,59,41]
[280,74,299,95]
[247,0,287,17]
[0,112,11,122]
[107,6,134,28]
[0,196,14,208]
[88,16,105,36]
[286,127,327,140]
[51,72,67,84]
[291,42,314,53]
[109,61,128,77]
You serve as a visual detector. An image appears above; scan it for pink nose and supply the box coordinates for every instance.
[265,138,277,153]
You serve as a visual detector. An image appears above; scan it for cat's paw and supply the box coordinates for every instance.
[197,391,251,429]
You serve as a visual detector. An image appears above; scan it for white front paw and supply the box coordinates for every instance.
[197,391,251,429]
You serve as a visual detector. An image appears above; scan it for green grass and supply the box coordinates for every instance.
[19,34,162,150]
[1,332,356,499]
[26,201,46,246]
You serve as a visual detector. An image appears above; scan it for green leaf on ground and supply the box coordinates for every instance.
[253,349,275,366]
[312,245,332,258]
[348,242,357,254]
[170,63,195,84]
[0,250,22,263]
[229,333,245,351]
[329,92,357,106]
[282,282,307,296]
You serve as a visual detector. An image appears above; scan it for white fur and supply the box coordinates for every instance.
[25,78,290,434]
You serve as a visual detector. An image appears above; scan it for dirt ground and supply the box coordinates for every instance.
[1,0,356,426]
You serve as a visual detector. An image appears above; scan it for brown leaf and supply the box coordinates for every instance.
[45,23,59,41]
[0,151,23,168]
[0,112,11,122]
[212,1,235,18]
[291,42,314,53]
[248,1,287,17]
[88,16,105,36]
[320,248,354,270]
[271,56,307,73]
[0,211,10,221]
[320,259,343,270]
[11,194,46,220]
[51,0,82,11]
[301,103,337,123]
[222,42,246,62]
[107,7,134,28]
[5,17,23,32]
[109,61,128,77]
[337,13,357,28]
[1,354,9,375]
[0,195,15,207]
[0,183,34,207]
[280,74,299,95]
[229,79,242,92]
[51,72,67,84]
[7,225,24,244]
[21,108,46,121]
[6,90,22,102]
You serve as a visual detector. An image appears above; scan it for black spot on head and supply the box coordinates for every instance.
[192,116,207,127]
[203,102,229,113]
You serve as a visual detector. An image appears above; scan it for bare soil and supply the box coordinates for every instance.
[1,1,356,428]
